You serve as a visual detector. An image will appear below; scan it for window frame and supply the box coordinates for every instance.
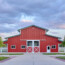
[21,45,26,49]
[11,45,16,49]
[27,41,32,46]
[34,41,39,46]
[52,45,56,49]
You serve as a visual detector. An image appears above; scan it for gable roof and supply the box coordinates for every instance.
[5,34,20,39]
[18,25,48,32]
[58,40,63,42]
[5,25,61,39]
[45,34,61,39]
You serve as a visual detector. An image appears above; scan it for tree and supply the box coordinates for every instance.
[0,37,6,47]
[0,37,6,53]
[0,37,3,47]
[62,36,65,47]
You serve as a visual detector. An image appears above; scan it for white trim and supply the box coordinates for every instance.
[21,45,26,49]
[26,40,40,53]
[27,40,40,41]
[11,45,16,49]
[47,45,51,53]
[27,41,33,46]
[20,39,46,41]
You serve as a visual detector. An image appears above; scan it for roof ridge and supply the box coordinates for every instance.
[18,25,48,32]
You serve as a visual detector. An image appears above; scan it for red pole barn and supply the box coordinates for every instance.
[4,25,62,53]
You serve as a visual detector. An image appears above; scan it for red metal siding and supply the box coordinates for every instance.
[7,35,26,52]
[40,36,59,52]
[4,26,61,52]
[20,26,46,40]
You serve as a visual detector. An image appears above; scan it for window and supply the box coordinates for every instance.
[11,45,16,49]
[52,45,56,49]
[34,41,39,46]
[48,46,50,50]
[27,41,32,46]
[21,45,26,49]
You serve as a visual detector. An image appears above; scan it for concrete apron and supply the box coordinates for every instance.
[0,53,65,65]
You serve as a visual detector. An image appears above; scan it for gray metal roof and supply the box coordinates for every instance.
[18,25,48,32]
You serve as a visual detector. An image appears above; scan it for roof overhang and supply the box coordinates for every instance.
[45,34,61,39]
[5,34,20,39]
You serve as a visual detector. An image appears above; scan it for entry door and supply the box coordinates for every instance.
[27,40,40,53]
[47,46,50,53]
[27,41,32,53]
[34,41,39,52]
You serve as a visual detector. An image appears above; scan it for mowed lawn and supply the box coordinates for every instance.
[43,53,65,55]
[0,53,24,55]
[0,57,9,61]
[56,56,65,60]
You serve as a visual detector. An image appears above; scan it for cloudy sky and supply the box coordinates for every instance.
[0,0,65,41]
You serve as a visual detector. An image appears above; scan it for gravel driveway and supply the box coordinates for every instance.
[0,53,65,65]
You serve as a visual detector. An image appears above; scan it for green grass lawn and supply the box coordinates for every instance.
[0,53,24,55]
[56,56,65,60]
[0,57,9,61]
[43,53,65,55]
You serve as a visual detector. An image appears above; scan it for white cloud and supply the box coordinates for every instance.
[0,31,19,41]
[47,29,65,40]
[21,19,33,22]
[20,14,35,23]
